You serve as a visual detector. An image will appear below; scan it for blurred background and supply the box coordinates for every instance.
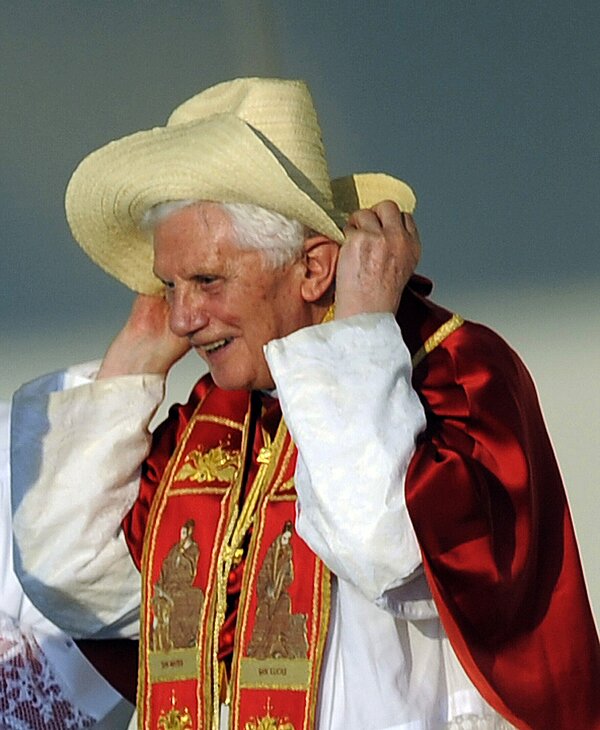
[1,1,598,620]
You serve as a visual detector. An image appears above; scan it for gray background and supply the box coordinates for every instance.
[2,1,598,618]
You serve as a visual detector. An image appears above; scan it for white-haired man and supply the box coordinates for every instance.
[11,78,599,730]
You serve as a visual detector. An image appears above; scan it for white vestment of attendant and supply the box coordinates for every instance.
[1,402,133,729]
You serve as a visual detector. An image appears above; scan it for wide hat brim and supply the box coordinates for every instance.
[66,115,416,294]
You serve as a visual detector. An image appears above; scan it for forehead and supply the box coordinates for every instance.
[152,202,247,273]
[154,202,233,248]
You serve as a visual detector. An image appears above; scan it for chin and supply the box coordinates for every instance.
[210,370,251,392]
[211,370,274,393]
[211,378,247,392]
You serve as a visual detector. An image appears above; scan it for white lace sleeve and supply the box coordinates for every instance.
[11,363,165,638]
[0,612,98,729]
[264,312,427,604]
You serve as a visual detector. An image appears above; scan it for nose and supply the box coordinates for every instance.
[168,287,209,338]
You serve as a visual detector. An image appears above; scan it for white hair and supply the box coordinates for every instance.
[142,199,306,268]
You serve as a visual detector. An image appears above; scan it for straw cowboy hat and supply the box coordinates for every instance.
[65,77,416,294]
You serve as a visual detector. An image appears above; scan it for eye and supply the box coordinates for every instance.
[157,278,175,301]
[194,275,221,288]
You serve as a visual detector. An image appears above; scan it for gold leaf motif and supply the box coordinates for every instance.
[174,445,240,484]
[244,719,294,730]
[244,699,295,730]
[158,691,193,730]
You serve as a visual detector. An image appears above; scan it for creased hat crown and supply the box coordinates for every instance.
[167,78,334,212]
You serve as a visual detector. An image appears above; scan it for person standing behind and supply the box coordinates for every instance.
[0,401,134,729]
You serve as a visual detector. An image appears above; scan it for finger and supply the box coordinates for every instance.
[346,208,384,233]
[401,212,417,233]
[370,200,403,227]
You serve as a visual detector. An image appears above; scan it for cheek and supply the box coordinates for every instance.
[236,288,275,328]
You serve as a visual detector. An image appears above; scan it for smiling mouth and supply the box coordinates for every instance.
[198,338,233,354]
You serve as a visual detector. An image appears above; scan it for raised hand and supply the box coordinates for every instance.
[335,201,421,320]
[98,294,191,378]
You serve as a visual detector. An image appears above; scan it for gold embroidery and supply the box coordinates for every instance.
[275,478,295,494]
[141,387,330,728]
[247,522,308,660]
[158,690,193,730]
[307,559,331,723]
[152,519,204,651]
[229,427,331,727]
[196,414,245,431]
[270,437,296,495]
[168,487,230,496]
[211,418,289,727]
[256,429,274,465]
[231,547,244,566]
[244,699,295,730]
[257,446,272,464]
[412,313,465,368]
[321,303,335,323]
[174,444,240,484]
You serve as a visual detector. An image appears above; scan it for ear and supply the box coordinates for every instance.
[300,235,340,303]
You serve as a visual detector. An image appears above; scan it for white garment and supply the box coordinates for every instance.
[11,366,153,639]
[11,314,511,729]
[0,402,133,729]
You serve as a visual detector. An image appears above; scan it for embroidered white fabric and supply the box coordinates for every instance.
[0,614,95,729]
[266,313,427,602]
[447,715,514,730]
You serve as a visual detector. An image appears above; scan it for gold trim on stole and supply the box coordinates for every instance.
[230,431,331,730]
[211,419,293,726]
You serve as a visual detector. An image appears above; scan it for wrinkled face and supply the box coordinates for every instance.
[153,202,310,391]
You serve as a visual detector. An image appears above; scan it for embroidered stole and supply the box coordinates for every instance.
[138,386,330,729]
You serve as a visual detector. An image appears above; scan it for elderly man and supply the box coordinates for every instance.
[10,78,599,730]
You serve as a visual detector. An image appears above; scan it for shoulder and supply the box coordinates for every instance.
[401,282,539,420]
[401,278,531,386]
[439,319,527,379]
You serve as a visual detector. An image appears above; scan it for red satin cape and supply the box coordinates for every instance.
[400,277,600,730]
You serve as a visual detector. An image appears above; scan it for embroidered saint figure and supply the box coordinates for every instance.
[152,519,204,650]
[247,521,308,659]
